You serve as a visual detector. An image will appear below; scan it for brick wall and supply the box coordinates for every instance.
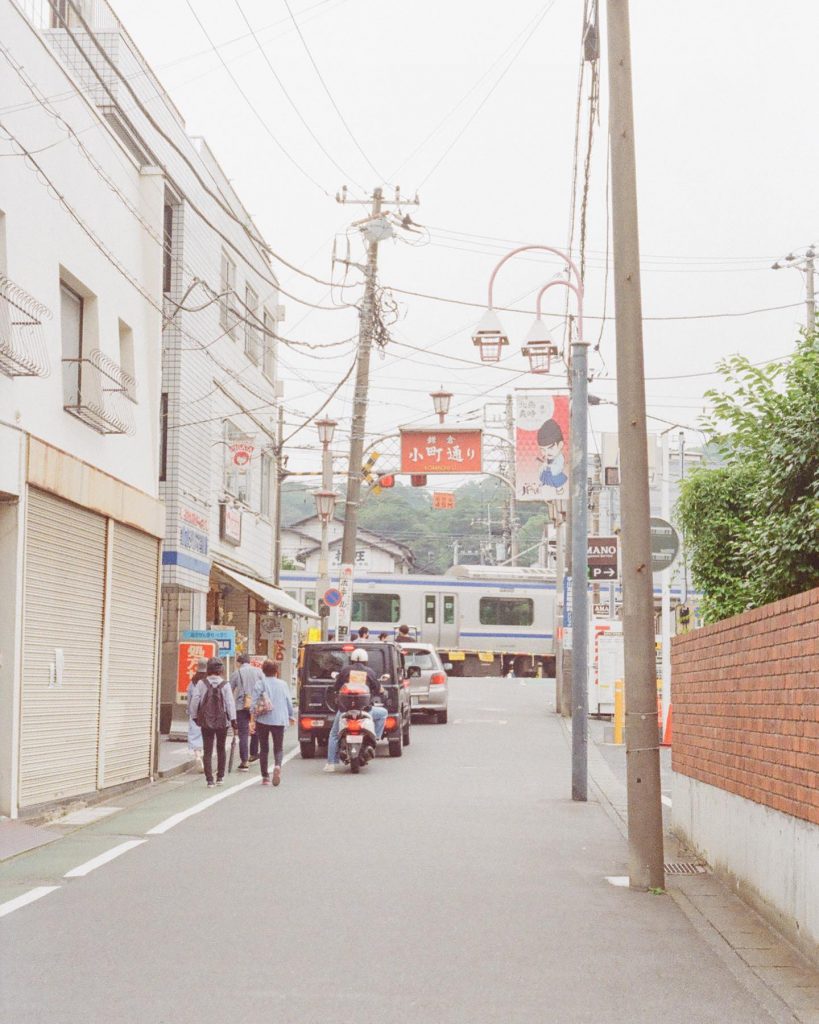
[672,587,819,827]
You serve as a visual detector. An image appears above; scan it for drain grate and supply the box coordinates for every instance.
[664,862,707,875]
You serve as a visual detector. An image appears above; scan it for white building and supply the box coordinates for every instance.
[0,0,165,816]
[281,517,416,582]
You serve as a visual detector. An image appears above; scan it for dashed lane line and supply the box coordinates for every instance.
[0,885,61,918]
[146,746,300,836]
[64,839,146,878]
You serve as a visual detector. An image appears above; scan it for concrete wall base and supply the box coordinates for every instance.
[673,772,819,967]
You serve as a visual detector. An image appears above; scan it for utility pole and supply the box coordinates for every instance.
[606,0,665,889]
[335,186,418,640]
[570,334,590,802]
[772,247,816,330]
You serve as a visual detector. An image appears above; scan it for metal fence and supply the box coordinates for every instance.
[0,274,52,378]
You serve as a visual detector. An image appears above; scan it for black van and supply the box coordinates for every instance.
[297,641,412,759]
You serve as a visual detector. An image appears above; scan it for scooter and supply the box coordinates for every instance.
[337,682,378,774]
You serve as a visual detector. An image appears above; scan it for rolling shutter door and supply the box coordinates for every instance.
[20,488,105,808]
[102,523,159,786]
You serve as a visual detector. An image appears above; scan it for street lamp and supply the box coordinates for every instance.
[312,488,337,524]
[470,244,590,803]
[315,417,337,447]
[315,418,337,639]
[430,387,453,423]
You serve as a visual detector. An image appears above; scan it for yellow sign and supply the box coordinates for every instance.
[478,651,495,663]
[447,651,465,662]
[307,627,321,642]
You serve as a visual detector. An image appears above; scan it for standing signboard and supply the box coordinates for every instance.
[176,641,216,704]
[335,563,354,641]
[400,428,482,474]
[514,392,570,502]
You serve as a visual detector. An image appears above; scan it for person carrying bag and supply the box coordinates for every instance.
[251,660,294,787]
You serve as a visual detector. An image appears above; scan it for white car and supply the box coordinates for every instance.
[401,643,449,724]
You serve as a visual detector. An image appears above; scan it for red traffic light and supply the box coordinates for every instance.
[378,474,395,488]
[410,474,427,487]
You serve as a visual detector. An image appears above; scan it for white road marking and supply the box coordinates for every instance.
[64,839,146,878]
[57,806,121,826]
[605,876,630,887]
[0,886,61,918]
[661,795,672,808]
[146,746,299,836]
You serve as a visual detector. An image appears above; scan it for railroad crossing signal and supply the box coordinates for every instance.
[362,451,381,493]
[587,536,619,580]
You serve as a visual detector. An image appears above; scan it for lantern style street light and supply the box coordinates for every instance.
[315,417,337,446]
[312,488,337,524]
[430,387,453,423]
[470,244,590,804]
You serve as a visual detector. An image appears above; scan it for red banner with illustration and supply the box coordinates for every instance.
[515,392,570,502]
[400,428,482,474]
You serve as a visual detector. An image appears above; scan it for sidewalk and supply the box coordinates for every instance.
[569,713,819,1024]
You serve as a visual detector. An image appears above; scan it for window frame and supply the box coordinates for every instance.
[478,596,534,627]
[244,284,260,364]
[219,251,237,338]
[262,309,277,382]
[351,592,401,624]
[60,281,84,409]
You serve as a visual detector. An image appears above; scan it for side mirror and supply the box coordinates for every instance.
[407,665,421,678]
[443,663,453,671]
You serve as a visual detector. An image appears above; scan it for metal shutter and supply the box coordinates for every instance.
[102,523,159,786]
[20,489,105,808]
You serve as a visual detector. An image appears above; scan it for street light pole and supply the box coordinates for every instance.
[606,0,665,889]
[315,418,337,640]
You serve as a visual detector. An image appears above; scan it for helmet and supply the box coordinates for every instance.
[350,648,369,663]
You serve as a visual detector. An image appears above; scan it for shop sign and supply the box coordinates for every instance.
[515,392,570,503]
[335,562,354,641]
[432,492,455,510]
[177,641,217,703]
[182,628,236,658]
[400,428,482,474]
[260,616,284,640]
[220,504,242,545]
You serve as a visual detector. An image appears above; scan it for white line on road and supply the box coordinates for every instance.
[146,746,300,836]
[64,839,146,878]
[0,886,61,918]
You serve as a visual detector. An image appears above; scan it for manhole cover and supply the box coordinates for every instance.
[664,862,707,875]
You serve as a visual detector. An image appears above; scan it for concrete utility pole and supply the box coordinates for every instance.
[606,0,665,889]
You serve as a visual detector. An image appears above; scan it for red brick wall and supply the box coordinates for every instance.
[672,587,819,827]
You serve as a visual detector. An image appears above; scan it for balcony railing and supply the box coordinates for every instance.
[0,274,52,378]
[63,348,136,435]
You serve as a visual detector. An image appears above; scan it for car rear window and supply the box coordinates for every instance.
[402,649,437,671]
[306,646,389,679]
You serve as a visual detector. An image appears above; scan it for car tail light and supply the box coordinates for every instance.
[430,672,447,685]
[341,644,355,652]
[300,717,322,730]
[346,720,362,734]
[385,716,398,731]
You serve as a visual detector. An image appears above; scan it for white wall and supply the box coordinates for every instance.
[0,3,164,497]
[673,773,819,963]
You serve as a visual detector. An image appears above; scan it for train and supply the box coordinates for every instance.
[280,565,557,677]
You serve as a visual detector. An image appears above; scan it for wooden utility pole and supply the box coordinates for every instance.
[605,0,665,889]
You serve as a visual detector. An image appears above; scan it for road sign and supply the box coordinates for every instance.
[176,641,216,703]
[587,536,619,580]
[323,587,342,608]
[181,628,236,658]
[335,564,354,641]
[650,517,680,573]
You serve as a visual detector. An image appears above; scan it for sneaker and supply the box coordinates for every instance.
[207,781,215,788]
[261,776,271,786]
[249,754,260,763]
[273,766,282,787]
[238,763,249,772]
[323,764,336,773]
[216,778,224,785]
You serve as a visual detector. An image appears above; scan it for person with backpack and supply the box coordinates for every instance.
[189,657,237,788]
[251,661,295,787]
[186,658,207,773]
[230,653,263,772]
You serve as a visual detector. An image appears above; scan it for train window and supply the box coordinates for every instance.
[479,597,534,626]
[351,593,400,623]
[304,592,316,611]
[424,595,436,624]
[443,595,455,625]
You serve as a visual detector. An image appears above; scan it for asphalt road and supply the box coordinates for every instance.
[1,678,778,1024]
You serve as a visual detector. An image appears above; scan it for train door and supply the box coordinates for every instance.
[439,592,458,649]
[423,593,439,646]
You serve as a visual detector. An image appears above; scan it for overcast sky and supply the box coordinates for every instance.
[118,0,819,474]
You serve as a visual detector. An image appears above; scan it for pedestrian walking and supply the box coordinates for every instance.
[189,657,237,787]
[230,653,263,772]
[252,661,295,787]
[187,658,207,772]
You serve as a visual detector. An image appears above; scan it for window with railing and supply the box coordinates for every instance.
[0,274,51,378]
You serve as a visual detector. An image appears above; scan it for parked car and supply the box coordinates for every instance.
[297,641,412,758]
[400,642,449,724]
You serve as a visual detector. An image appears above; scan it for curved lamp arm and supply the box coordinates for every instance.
[487,244,582,305]
[535,279,584,341]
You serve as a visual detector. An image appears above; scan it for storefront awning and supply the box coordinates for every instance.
[214,563,319,619]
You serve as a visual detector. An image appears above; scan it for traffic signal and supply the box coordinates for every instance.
[410,474,427,487]
[378,474,395,488]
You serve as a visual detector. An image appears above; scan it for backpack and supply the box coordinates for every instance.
[196,681,228,730]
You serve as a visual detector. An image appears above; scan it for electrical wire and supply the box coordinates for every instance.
[281,0,388,185]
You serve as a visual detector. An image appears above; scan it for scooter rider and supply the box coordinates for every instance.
[324,648,388,773]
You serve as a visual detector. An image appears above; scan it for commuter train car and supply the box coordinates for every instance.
[280,565,557,677]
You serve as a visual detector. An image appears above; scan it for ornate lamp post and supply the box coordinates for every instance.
[314,418,337,639]
[471,245,590,802]
[430,388,453,423]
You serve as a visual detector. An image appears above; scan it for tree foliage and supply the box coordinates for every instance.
[677,332,819,622]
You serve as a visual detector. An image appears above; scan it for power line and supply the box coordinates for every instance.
[281,0,388,184]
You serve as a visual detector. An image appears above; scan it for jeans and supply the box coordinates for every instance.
[236,708,252,764]
[256,723,285,776]
[326,706,388,764]
[201,726,227,782]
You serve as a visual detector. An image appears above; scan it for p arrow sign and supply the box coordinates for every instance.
[587,536,619,581]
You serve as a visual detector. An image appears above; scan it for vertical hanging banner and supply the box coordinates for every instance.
[515,392,570,502]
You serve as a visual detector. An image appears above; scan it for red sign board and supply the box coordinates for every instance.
[177,641,217,702]
[400,428,482,474]
[433,492,455,510]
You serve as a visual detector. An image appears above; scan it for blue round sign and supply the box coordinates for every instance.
[323,588,342,608]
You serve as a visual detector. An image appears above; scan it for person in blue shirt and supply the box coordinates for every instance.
[251,660,295,786]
